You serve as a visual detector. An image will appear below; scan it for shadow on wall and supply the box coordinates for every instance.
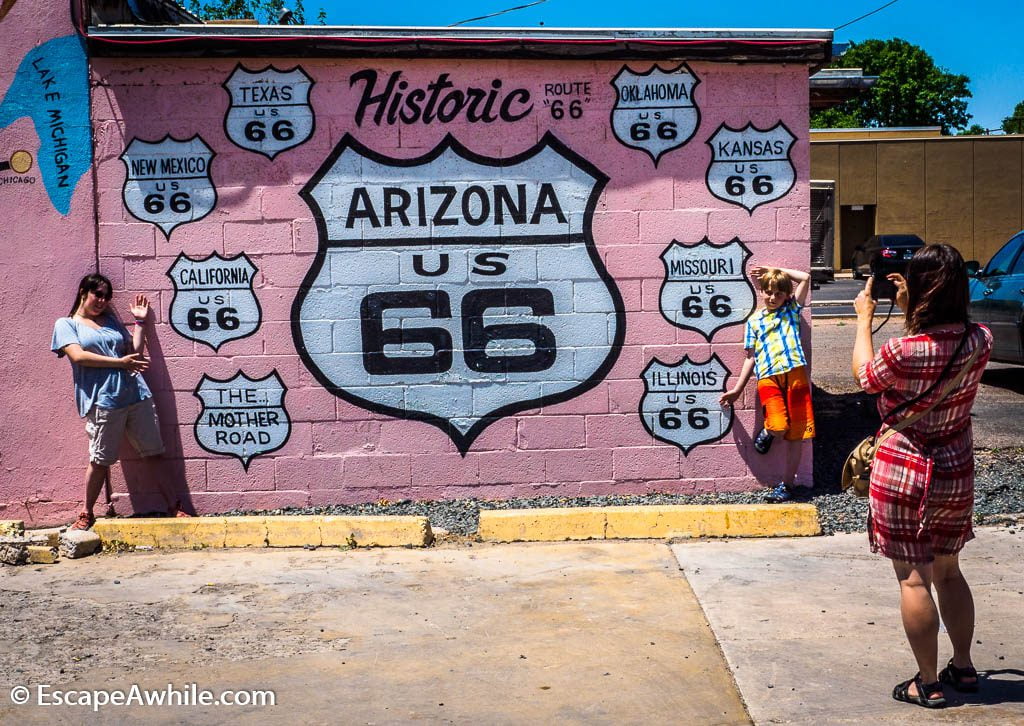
[118,326,194,516]
[811,384,880,493]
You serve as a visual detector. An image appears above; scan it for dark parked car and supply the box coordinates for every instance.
[851,234,926,280]
[968,230,1024,364]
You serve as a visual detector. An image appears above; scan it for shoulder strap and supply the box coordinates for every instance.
[881,326,971,425]
[888,328,982,433]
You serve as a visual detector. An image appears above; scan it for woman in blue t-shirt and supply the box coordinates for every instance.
[52,273,187,529]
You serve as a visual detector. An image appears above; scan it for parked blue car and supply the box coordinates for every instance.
[968,231,1024,364]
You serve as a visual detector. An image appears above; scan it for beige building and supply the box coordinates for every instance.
[810,128,1024,272]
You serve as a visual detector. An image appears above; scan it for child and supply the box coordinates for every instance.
[719,266,814,502]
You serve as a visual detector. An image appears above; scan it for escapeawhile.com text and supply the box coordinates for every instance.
[9,684,275,711]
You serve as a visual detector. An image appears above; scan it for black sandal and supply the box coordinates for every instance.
[892,674,946,709]
[939,658,979,693]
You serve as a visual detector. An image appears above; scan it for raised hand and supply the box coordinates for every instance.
[129,294,150,322]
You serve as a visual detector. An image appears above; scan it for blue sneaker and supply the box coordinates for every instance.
[765,483,794,503]
[753,429,775,454]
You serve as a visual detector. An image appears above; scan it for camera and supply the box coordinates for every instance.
[871,270,896,300]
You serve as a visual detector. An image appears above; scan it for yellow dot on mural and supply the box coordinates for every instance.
[10,150,32,174]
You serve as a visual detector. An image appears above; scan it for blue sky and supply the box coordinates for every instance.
[314,0,1023,132]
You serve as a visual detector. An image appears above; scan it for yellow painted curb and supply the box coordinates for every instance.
[478,504,820,542]
[93,515,432,549]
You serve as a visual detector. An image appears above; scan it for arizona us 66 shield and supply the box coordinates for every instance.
[293,132,625,454]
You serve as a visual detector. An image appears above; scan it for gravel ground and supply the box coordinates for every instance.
[213,378,1024,538]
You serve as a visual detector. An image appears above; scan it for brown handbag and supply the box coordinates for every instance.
[841,329,980,497]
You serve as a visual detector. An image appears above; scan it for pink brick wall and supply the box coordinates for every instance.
[2,19,816,523]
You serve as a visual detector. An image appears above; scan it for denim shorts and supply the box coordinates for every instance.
[85,398,165,466]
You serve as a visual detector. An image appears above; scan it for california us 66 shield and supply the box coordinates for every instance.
[294,133,625,454]
[659,237,755,340]
[640,356,733,455]
[194,370,290,470]
[167,252,261,351]
[224,65,315,159]
[121,135,216,238]
[610,63,700,166]
[706,121,796,213]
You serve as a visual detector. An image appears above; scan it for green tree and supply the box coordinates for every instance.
[1002,100,1024,134]
[959,124,988,136]
[185,0,308,24]
[811,38,972,134]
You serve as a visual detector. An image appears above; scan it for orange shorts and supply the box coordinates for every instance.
[757,365,815,441]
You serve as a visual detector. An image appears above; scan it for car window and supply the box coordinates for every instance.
[984,235,1024,276]
[1013,241,1024,275]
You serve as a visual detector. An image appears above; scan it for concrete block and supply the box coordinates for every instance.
[0,538,29,565]
[60,529,102,559]
[604,504,821,539]
[223,516,268,548]
[0,520,25,537]
[320,515,433,548]
[27,545,59,564]
[93,518,228,549]
[266,517,322,547]
[28,529,62,547]
[478,509,607,542]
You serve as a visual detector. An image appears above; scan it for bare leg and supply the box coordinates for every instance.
[83,462,108,517]
[933,553,977,679]
[893,560,943,698]
[783,440,806,488]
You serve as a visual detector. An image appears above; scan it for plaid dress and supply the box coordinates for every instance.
[858,324,992,564]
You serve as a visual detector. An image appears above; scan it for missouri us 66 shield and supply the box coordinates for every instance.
[294,132,625,454]
[610,64,700,166]
[194,370,290,471]
[224,65,315,159]
[121,135,216,238]
[640,356,733,455]
[167,251,261,351]
[659,237,755,340]
[706,121,796,213]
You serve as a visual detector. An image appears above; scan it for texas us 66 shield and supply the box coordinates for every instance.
[293,133,625,454]
[705,122,796,213]
[223,65,314,159]
[659,237,755,340]
[640,356,733,455]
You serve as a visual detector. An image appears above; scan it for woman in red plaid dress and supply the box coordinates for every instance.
[852,244,992,709]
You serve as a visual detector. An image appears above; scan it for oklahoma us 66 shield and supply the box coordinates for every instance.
[167,251,261,351]
[224,64,315,159]
[705,121,796,213]
[294,133,625,454]
[610,63,700,166]
[120,135,216,238]
[659,237,755,340]
[640,356,733,454]
[194,370,290,470]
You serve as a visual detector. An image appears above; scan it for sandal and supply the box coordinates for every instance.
[939,658,979,693]
[892,673,946,709]
[70,511,95,531]
[753,428,774,454]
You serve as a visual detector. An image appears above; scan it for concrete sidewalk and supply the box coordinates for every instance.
[1,527,1021,724]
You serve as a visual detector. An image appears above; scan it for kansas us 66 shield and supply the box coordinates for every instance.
[705,121,796,213]
[293,133,625,454]
[659,237,755,340]
[640,356,733,455]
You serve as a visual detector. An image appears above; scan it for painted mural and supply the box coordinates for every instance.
[0,0,817,523]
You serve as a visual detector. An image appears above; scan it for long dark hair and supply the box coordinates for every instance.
[70,273,112,316]
[904,244,970,334]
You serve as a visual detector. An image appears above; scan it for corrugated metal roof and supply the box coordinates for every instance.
[86,24,832,64]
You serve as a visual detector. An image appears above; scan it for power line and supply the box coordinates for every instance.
[835,0,902,31]
[449,0,548,27]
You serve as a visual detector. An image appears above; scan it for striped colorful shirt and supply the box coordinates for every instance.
[744,298,807,379]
